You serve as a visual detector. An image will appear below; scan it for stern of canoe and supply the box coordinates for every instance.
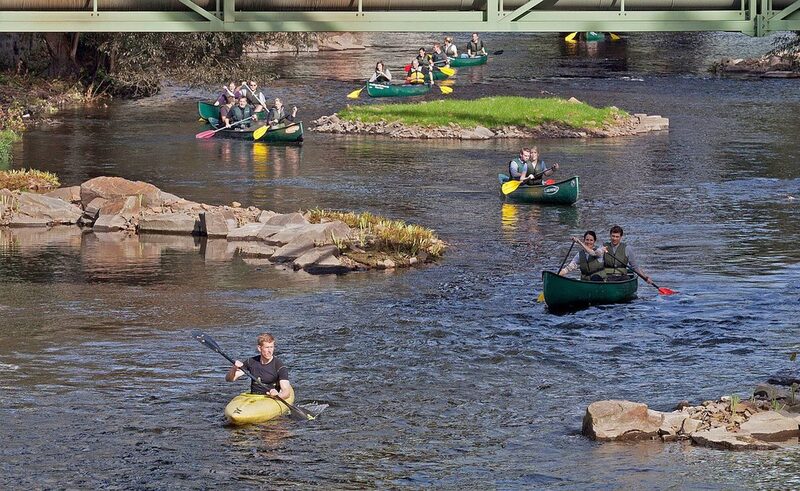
[261,122,304,143]
[224,388,296,425]
[541,270,638,311]
[198,101,220,121]
[367,83,432,98]
[448,55,488,67]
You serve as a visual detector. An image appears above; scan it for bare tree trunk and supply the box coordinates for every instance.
[43,33,80,77]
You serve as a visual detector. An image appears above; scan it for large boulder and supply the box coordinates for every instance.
[199,211,229,238]
[138,213,201,235]
[691,427,779,451]
[739,411,800,441]
[5,191,83,227]
[44,186,81,204]
[582,400,664,441]
[293,244,339,270]
[80,176,164,208]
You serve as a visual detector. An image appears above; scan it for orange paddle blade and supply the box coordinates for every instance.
[544,179,555,185]
[658,287,678,295]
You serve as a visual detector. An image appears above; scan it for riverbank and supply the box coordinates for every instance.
[711,33,800,78]
[313,96,668,139]
[0,176,444,275]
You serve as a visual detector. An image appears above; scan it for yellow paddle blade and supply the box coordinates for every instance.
[438,85,453,95]
[537,292,545,303]
[347,87,364,99]
[609,32,621,41]
[439,66,455,77]
[501,179,522,195]
[564,32,577,42]
[252,125,269,140]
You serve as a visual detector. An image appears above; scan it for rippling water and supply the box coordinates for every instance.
[2,32,800,489]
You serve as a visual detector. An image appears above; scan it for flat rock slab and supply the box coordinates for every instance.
[583,400,664,441]
[226,222,264,241]
[80,176,164,208]
[739,411,800,441]
[200,211,229,238]
[265,212,308,227]
[237,243,277,258]
[44,186,81,204]
[265,221,351,247]
[691,427,779,451]
[293,244,339,270]
[138,213,201,235]
[6,191,83,226]
[303,254,350,275]
[270,240,316,263]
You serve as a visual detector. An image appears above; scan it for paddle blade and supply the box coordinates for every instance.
[658,287,678,295]
[252,125,268,140]
[438,85,453,95]
[564,32,577,42]
[492,50,504,55]
[193,331,222,352]
[537,292,545,303]
[609,32,621,41]
[501,180,522,195]
[404,64,411,72]
[439,66,455,77]
[347,87,364,99]
[195,129,216,139]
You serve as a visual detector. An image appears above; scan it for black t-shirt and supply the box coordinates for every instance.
[243,355,289,394]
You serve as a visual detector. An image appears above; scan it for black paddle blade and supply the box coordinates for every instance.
[493,50,504,55]
[192,331,222,353]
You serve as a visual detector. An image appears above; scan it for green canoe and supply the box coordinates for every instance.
[542,271,638,312]
[448,55,488,67]
[207,117,304,143]
[366,82,431,98]
[499,174,579,205]
[197,101,266,121]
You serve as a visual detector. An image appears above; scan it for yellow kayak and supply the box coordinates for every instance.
[224,387,295,425]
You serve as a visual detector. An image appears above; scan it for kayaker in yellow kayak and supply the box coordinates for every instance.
[226,332,292,399]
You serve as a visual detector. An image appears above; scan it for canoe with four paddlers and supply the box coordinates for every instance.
[366,82,432,98]
[207,117,304,143]
[198,101,266,121]
[541,270,638,312]
[448,55,488,67]
[498,174,580,205]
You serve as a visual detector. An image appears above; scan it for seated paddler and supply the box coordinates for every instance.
[602,225,655,284]
[369,60,392,84]
[226,332,292,399]
[558,231,605,281]
[526,146,560,185]
[227,95,257,129]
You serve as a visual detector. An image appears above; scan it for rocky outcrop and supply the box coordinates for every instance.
[582,400,663,441]
[712,53,800,78]
[1,176,439,275]
[312,112,669,139]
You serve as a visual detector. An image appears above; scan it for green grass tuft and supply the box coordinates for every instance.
[338,96,627,130]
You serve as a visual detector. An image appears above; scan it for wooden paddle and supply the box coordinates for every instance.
[602,249,677,295]
[193,331,316,421]
[195,115,254,139]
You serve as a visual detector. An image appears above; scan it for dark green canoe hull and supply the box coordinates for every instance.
[197,101,266,121]
[208,121,304,143]
[448,55,488,67]
[432,69,451,80]
[542,271,638,312]
[499,175,579,205]
[366,83,431,98]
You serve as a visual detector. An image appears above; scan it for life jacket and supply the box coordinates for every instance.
[467,39,485,54]
[444,43,457,57]
[508,157,527,179]
[431,52,448,67]
[407,68,426,84]
[229,105,254,127]
[579,250,604,280]
[603,242,629,277]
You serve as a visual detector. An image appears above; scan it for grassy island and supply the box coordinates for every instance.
[339,96,627,130]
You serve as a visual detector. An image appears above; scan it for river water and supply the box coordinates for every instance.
[3,32,800,489]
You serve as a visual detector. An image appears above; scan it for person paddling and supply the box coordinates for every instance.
[430,43,450,71]
[226,332,292,400]
[406,58,433,85]
[267,97,297,127]
[559,231,605,281]
[369,60,392,84]
[242,80,267,113]
[214,81,240,106]
[228,95,257,129]
[602,225,654,284]
[466,32,487,58]
[219,95,236,127]
[444,36,458,58]
[526,146,560,185]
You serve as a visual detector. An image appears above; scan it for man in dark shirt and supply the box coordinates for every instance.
[227,96,256,129]
[226,332,292,398]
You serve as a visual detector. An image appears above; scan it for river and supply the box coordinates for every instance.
[2,32,800,489]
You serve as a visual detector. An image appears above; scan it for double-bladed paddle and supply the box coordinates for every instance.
[195,115,255,139]
[602,250,677,295]
[193,331,315,421]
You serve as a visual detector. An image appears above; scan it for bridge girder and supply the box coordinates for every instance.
[0,0,798,36]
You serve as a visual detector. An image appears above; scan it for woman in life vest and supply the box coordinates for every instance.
[527,146,560,185]
[369,61,392,84]
[406,58,432,85]
[558,231,605,281]
[444,36,458,58]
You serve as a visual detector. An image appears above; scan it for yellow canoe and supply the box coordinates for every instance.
[224,387,295,425]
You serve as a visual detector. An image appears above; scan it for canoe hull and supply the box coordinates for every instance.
[499,175,579,205]
[366,83,432,98]
[448,55,488,67]
[542,270,638,312]
[224,388,296,425]
[198,101,266,121]
[208,121,304,143]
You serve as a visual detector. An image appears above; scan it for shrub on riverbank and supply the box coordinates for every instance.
[338,96,627,130]
[307,208,445,259]
[0,169,60,192]
[0,131,20,166]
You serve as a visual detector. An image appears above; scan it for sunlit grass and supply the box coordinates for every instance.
[0,168,60,192]
[307,208,445,258]
[339,96,627,129]
[0,130,19,167]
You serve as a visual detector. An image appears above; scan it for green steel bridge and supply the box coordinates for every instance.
[0,0,798,36]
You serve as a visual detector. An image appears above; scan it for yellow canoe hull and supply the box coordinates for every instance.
[224,388,295,425]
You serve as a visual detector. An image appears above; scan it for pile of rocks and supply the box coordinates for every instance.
[712,54,800,78]
[583,384,800,451]
[0,176,430,275]
[312,111,669,140]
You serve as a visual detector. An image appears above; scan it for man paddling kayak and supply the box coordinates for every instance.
[226,332,292,399]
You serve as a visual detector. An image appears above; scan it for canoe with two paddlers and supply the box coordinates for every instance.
[366,82,432,98]
[448,55,488,67]
[498,175,579,205]
[541,270,638,312]
[207,117,304,143]
[198,101,266,121]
